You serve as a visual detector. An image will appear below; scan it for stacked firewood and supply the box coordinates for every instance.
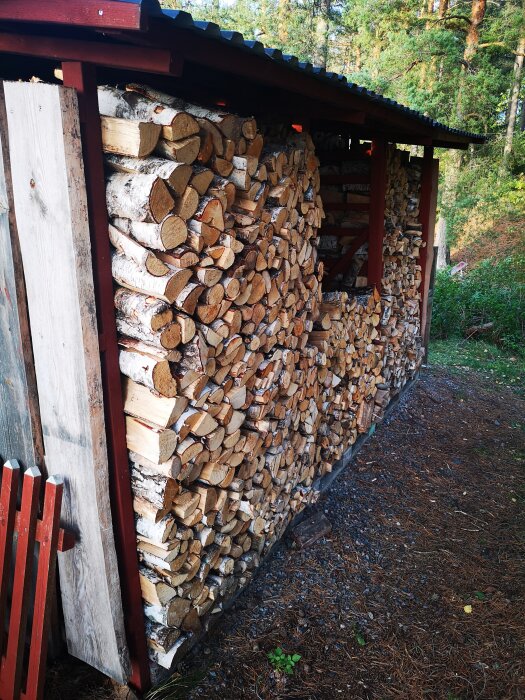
[316,141,371,287]
[380,149,424,399]
[99,86,324,667]
[311,287,383,477]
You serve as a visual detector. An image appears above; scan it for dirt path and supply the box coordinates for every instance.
[181,368,525,700]
[46,368,525,699]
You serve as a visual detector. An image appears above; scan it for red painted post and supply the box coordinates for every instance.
[418,146,439,344]
[3,468,41,700]
[23,476,64,700]
[367,140,388,291]
[0,462,20,661]
[60,60,151,693]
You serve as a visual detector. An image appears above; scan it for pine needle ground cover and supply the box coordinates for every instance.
[46,367,525,699]
[180,367,525,700]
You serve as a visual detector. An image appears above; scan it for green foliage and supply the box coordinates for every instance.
[267,647,301,675]
[354,627,366,646]
[162,0,525,326]
[431,256,525,355]
[429,338,525,393]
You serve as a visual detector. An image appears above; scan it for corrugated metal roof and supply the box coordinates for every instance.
[156,8,483,143]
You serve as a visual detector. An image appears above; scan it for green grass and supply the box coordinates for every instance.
[428,338,525,395]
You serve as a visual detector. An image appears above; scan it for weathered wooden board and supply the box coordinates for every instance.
[0,85,43,469]
[3,81,130,683]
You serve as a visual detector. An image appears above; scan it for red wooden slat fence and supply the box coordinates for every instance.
[0,462,74,700]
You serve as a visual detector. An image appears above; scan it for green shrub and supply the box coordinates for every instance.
[431,255,525,356]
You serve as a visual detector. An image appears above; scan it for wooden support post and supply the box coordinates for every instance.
[419,146,439,345]
[367,140,388,291]
[4,80,131,685]
[60,61,151,692]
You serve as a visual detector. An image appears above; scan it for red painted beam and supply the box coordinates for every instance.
[0,1,145,31]
[61,60,151,693]
[367,140,388,291]
[418,147,439,342]
[0,32,181,75]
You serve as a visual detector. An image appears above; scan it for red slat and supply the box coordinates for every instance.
[2,467,41,700]
[0,1,144,30]
[14,511,75,553]
[22,477,64,700]
[0,462,20,661]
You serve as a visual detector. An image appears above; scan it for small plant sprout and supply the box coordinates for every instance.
[354,625,366,646]
[267,647,301,675]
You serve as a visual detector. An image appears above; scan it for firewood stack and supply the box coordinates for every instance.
[316,136,371,287]
[311,288,383,477]
[379,148,424,401]
[98,85,324,668]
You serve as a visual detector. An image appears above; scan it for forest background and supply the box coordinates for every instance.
[163,0,524,375]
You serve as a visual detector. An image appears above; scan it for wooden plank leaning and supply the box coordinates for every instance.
[3,81,130,683]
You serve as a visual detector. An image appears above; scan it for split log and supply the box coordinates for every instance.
[112,252,192,303]
[98,85,199,141]
[101,116,161,158]
[119,348,178,398]
[106,154,192,196]
[106,172,174,223]
[109,224,168,277]
[156,137,201,165]
[126,416,178,464]
[111,215,187,252]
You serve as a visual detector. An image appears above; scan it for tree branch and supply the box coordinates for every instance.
[430,14,472,25]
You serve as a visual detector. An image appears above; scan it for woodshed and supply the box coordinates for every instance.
[0,0,483,693]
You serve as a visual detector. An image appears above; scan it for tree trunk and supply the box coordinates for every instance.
[465,0,486,64]
[438,0,449,18]
[457,0,487,120]
[503,35,525,163]
[435,217,448,270]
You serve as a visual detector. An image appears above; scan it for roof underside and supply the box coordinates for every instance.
[0,0,485,148]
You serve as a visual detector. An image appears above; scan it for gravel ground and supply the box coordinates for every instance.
[46,367,525,700]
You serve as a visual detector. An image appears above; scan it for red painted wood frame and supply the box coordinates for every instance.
[0,1,145,31]
[0,32,180,75]
[0,462,75,700]
[367,140,388,291]
[418,147,439,345]
[60,61,151,693]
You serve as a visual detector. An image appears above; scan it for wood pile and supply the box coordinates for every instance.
[380,148,424,399]
[99,86,324,669]
[316,138,370,286]
[98,88,426,669]
[311,288,383,477]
